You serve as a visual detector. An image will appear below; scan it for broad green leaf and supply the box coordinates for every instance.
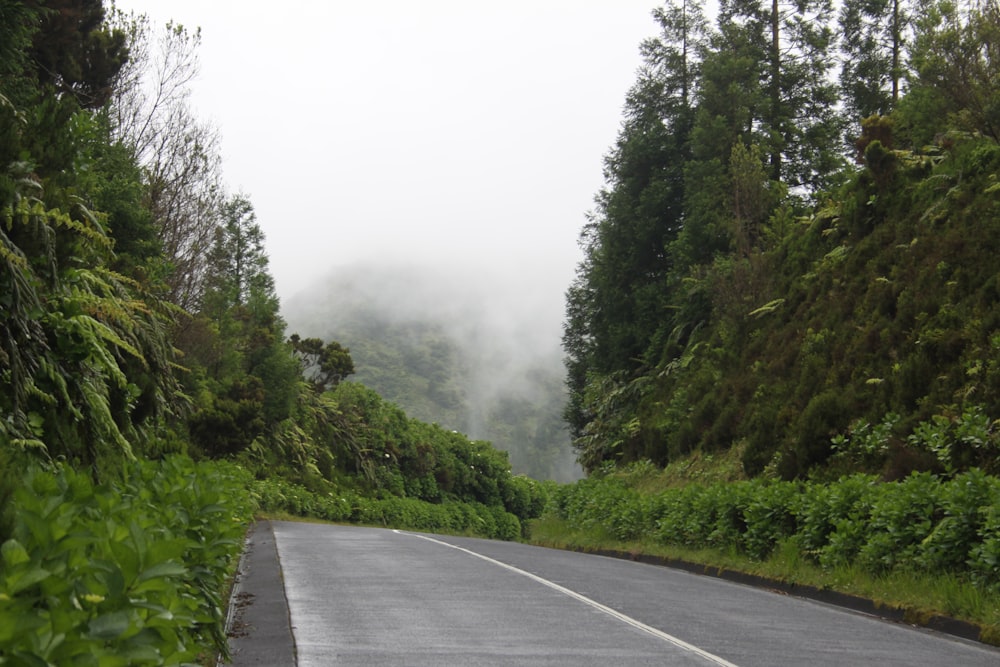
[7,566,51,594]
[0,610,48,643]
[142,538,187,566]
[91,559,126,600]
[109,538,140,583]
[127,520,149,565]
[131,600,174,622]
[1,539,30,567]
[199,503,227,514]
[135,560,187,584]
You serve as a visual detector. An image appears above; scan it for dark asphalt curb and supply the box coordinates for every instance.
[222,521,297,666]
[563,545,995,647]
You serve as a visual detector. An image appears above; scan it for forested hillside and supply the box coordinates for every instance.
[283,263,580,482]
[565,0,1000,480]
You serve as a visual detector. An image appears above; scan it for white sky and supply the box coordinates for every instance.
[113,0,662,328]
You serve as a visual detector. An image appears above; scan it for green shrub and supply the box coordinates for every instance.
[490,506,522,541]
[742,481,801,560]
[795,475,877,563]
[549,466,1000,588]
[654,485,705,545]
[919,470,1000,573]
[704,483,750,549]
[253,475,522,541]
[857,472,941,573]
[0,456,253,664]
[970,502,1000,589]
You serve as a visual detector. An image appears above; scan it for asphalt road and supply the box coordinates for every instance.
[249,521,1000,667]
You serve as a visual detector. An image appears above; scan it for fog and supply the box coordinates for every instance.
[113,0,659,290]
[283,260,581,480]
[112,0,670,478]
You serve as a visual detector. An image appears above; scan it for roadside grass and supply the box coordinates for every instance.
[526,514,1000,644]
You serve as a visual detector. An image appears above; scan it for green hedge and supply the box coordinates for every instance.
[253,477,523,541]
[551,469,1000,588]
[0,456,254,665]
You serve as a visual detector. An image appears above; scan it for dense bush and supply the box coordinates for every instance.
[322,382,549,524]
[0,456,254,665]
[552,466,1000,589]
[253,476,525,541]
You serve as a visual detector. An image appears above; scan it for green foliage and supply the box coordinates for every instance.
[907,406,1000,476]
[288,334,354,392]
[830,412,899,468]
[904,0,1000,142]
[971,500,1000,588]
[253,476,524,541]
[549,467,1000,589]
[1,3,560,663]
[839,0,910,121]
[26,0,128,110]
[0,456,253,664]
[206,374,548,537]
[563,0,1000,482]
[1,196,184,467]
[573,122,1000,478]
[283,275,578,482]
[203,195,274,312]
[856,472,941,572]
[321,383,546,525]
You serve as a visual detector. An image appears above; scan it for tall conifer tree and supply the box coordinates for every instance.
[839,0,911,123]
[717,0,844,191]
[563,1,709,453]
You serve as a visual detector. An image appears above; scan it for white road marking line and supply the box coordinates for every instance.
[395,530,739,667]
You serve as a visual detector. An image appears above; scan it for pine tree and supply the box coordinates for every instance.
[839,0,911,123]
[563,1,709,451]
[204,194,275,312]
[717,0,845,191]
[901,0,1000,144]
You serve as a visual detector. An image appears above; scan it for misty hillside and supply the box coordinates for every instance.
[282,263,581,482]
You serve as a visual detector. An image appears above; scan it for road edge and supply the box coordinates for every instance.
[223,520,297,666]
[553,544,996,647]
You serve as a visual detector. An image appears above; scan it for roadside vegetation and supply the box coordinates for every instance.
[528,454,1000,644]
[0,457,253,665]
[5,0,1000,661]
[545,0,1000,646]
[0,2,546,663]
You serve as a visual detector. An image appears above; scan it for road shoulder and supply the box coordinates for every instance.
[224,520,297,666]
[565,545,991,646]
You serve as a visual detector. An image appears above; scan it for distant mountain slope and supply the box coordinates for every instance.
[282,263,581,481]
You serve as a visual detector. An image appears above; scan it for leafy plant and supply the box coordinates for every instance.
[0,457,253,664]
[548,466,1000,588]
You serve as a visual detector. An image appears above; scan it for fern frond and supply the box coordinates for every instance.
[80,377,134,460]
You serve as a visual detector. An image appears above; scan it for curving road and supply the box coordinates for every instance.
[234,521,1000,666]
